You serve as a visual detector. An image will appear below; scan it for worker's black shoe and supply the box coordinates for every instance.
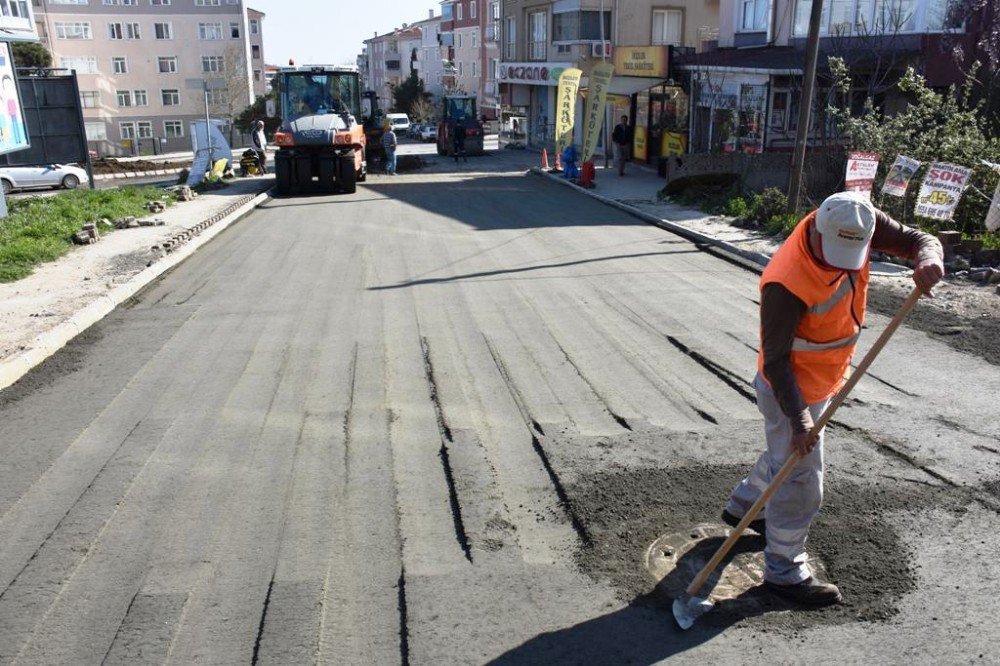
[721,509,765,533]
[764,577,842,607]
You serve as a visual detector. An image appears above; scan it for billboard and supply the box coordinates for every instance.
[0,43,29,156]
[0,72,91,168]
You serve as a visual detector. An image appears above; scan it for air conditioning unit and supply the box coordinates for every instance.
[592,42,612,58]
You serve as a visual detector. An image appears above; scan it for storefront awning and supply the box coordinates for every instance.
[606,76,670,96]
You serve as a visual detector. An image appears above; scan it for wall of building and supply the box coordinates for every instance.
[37,0,262,156]
[617,0,720,52]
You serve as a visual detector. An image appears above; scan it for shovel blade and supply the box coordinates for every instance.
[672,595,713,630]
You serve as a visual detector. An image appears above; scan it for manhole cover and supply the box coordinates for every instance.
[645,523,829,605]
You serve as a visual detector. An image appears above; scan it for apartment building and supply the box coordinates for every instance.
[480,0,500,119]
[680,0,988,153]
[35,0,265,156]
[364,24,422,113]
[416,11,446,100]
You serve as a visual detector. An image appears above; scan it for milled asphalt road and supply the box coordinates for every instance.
[1,148,999,664]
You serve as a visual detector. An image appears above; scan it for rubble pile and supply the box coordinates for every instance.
[938,231,1000,291]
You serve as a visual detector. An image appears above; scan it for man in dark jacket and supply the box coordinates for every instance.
[251,120,267,174]
[452,119,468,163]
[611,115,632,176]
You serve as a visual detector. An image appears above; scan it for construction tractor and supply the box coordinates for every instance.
[361,90,386,163]
[273,65,366,195]
[437,94,485,157]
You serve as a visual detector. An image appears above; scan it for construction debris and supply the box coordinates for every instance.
[144,200,167,214]
[72,222,100,245]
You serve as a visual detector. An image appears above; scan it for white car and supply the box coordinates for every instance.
[419,125,438,142]
[0,163,87,194]
[387,113,411,134]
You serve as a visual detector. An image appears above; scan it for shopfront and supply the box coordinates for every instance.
[609,46,689,167]
[499,61,569,149]
[686,70,771,154]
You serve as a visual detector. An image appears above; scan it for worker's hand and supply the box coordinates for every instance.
[912,258,944,297]
[790,430,816,457]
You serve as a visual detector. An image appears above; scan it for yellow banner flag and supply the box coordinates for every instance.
[581,61,614,163]
[555,68,582,156]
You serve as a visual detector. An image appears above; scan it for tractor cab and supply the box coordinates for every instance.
[437,95,485,157]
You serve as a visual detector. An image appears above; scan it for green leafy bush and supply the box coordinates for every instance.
[724,195,749,218]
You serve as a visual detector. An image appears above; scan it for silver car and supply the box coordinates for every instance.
[0,163,88,194]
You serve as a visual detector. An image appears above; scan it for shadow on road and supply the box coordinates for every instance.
[488,533,774,664]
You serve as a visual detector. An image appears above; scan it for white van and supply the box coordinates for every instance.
[387,113,411,133]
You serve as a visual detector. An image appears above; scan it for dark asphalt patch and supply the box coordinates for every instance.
[569,462,968,633]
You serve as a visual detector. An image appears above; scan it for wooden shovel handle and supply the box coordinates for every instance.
[685,285,923,597]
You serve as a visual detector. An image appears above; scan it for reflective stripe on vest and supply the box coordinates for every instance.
[808,276,852,316]
[791,331,860,352]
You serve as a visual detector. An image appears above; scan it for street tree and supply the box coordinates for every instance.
[391,70,431,115]
[11,42,52,69]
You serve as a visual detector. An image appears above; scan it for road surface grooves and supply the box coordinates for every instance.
[1,160,1000,663]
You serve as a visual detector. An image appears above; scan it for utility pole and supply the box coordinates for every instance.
[203,80,215,166]
[600,0,610,170]
[786,0,825,213]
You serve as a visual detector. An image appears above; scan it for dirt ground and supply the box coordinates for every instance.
[91,157,189,175]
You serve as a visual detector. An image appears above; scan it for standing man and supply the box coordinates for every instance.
[611,115,632,176]
[723,192,943,606]
[452,118,467,163]
[382,120,397,175]
[251,120,267,175]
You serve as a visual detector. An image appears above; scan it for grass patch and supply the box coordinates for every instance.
[0,186,171,283]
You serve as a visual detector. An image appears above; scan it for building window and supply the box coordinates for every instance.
[157,56,177,73]
[164,120,184,138]
[458,61,463,76]
[206,88,224,105]
[792,0,943,36]
[151,0,172,5]
[112,56,127,73]
[740,0,769,32]
[133,89,148,106]
[61,56,98,73]
[161,89,180,105]
[553,10,611,41]
[49,0,89,4]
[503,16,515,59]
[457,32,462,48]
[55,21,92,39]
[103,0,139,5]
[253,69,261,81]
[251,44,260,59]
[201,55,224,72]
[472,61,478,77]
[195,0,221,5]
[116,90,132,107]
[457,3,462,20]
[120,122,136,140]
[136,121,153,138]
[230,21,240,38]
[85,122,107,141]
[154,22,172,39]
[652,9,683,45]
[250,19,260,35]
[108,22,141,40]
[80,91,100,108]
[472,30,477,48]
[471,1,477,19]
[199,22,223,40]
[528,10,546,60]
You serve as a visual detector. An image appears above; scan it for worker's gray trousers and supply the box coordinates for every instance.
[725,373,830,585]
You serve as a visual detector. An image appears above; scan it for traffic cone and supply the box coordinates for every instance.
[541,148,550,170]
[552,149,563,172]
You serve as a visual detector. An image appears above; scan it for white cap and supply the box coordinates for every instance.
[814,191,876,271]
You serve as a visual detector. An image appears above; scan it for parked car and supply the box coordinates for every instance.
[419,125,438,142]
[386,113,411,134]
[0,164,87,194]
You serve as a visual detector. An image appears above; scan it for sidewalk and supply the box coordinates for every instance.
[0,176,272,391]
[531,160,914,277]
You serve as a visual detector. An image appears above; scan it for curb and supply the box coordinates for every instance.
[0,189,271,393]
[94,167,185,181]
[529,167,772,270]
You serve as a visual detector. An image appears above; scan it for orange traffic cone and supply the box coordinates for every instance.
[541,148,550,170]
[552,149,563,172]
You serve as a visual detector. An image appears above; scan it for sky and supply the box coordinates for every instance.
[248,0,439,67]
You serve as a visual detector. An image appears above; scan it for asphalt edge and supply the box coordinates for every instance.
[0,189,271,393]
[528,166,772,272]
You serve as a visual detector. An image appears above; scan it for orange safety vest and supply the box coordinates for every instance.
[757,211,869,404]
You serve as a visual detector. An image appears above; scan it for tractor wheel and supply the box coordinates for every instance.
[339,155,357,194]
